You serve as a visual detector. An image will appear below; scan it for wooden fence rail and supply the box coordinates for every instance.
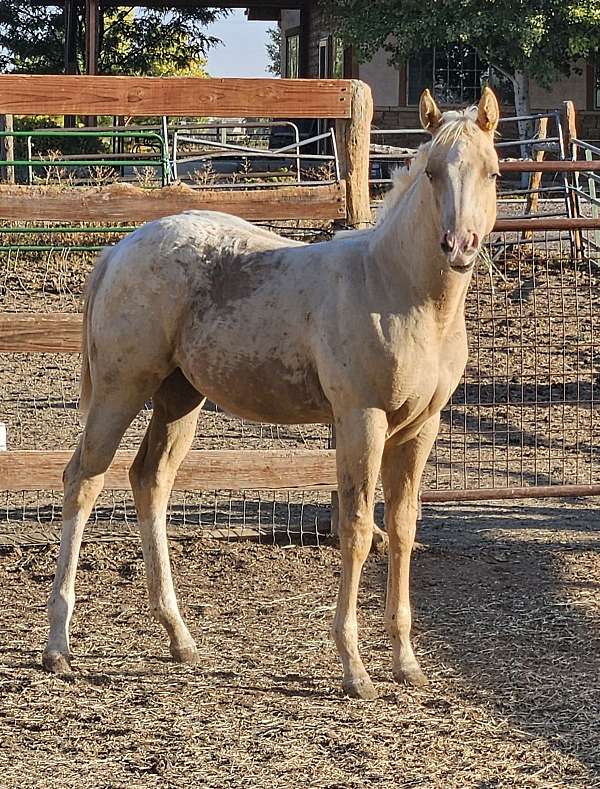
[0,182,346,223]
[0,74,373,227]
[0,76,352,119]
[0,450,338,492]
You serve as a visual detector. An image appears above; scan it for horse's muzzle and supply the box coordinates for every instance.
[442,230,479,272]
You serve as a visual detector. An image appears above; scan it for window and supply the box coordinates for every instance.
[595,62,600,110]
[408,44,513,105]
[285,33,299,78]
[318,36,344,79]
[332,38,344,78]
[318,37,329,79]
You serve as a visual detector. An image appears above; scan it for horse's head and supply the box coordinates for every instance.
[419,87,500,272]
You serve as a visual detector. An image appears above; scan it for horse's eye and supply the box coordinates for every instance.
[425,169,433,181]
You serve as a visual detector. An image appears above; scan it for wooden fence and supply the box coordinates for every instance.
[0,74,372,499]
[2,78,600,502]
[3,208,600,500]
[0,74,372,227]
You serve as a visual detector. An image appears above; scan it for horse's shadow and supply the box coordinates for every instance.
[366,500,600,777]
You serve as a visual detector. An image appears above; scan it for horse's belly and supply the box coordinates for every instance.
[181,353,333,425]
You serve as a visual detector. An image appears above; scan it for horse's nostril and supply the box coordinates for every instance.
[441,233,454,253]
[471,232,480,249]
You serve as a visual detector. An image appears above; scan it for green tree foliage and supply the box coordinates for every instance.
[0,2,226,76]
[265,26,281,76]
[319,0,600,116]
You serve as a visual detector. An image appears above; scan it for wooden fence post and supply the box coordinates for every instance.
[0,114,14,184]
[523,116,547,241]
[335,79,373,228]
[562,99,583,258]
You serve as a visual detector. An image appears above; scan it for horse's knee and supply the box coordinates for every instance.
[339,516,375,560]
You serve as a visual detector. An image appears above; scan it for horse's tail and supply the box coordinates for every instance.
[79,248,111,423]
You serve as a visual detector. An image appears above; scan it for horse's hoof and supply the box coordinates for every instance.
[393,664,429,688]
[42,649,72,675]
[170,643,200,665]
[342,676,378,701]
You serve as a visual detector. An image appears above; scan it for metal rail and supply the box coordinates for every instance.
[172,124,339,186]
[0,127,170,186]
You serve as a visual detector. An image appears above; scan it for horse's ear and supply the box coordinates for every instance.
[477,87,500,134]
[419,89,443,133]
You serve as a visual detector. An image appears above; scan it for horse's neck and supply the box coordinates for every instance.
[370,177,471,325]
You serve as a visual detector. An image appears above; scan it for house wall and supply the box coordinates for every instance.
[308,8,330,77]
[358,52,400,107]
[530,72,587,111]
[281,6,599,140]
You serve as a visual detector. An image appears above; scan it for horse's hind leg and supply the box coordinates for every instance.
[43,392,147,674]
[129,369,204,664]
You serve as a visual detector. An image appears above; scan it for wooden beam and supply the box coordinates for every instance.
[0,450,338,492]
[0,181,346,222]
[34,0,301,7]
[522,116,547,241]
[247,7,281,20]
[0,76,352,118]
[64,0,78,75]
[0,313,82,353]
[299,2,311,78]
[0,114,14,184]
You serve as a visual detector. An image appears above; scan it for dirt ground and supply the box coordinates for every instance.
[0,499,599,789]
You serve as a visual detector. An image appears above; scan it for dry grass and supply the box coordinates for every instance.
[0,500,599,788]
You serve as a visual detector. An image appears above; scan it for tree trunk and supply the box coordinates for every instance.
[0,114,15,184]
[511,71,532,186]
[511,72,533,153]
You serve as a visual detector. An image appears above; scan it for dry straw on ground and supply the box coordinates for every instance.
[0,500,599,788]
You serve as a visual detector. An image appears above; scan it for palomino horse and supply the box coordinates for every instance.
[43,88,500,700]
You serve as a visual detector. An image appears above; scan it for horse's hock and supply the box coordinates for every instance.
[1,76,600,545]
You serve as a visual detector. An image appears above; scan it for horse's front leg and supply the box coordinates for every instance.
[380,414,439,687]
[332,407,387,700]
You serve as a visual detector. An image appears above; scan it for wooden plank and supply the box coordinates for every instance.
[422,483,600,502]
[0,313,82,353]
[0,75,352,118]
[0,449,338,492]
[0,181,346,222]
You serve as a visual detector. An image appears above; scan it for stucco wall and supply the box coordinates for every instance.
[359,52,400,107]
[529,64,588,110]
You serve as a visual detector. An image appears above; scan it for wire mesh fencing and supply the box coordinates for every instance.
[1,223,600,545]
